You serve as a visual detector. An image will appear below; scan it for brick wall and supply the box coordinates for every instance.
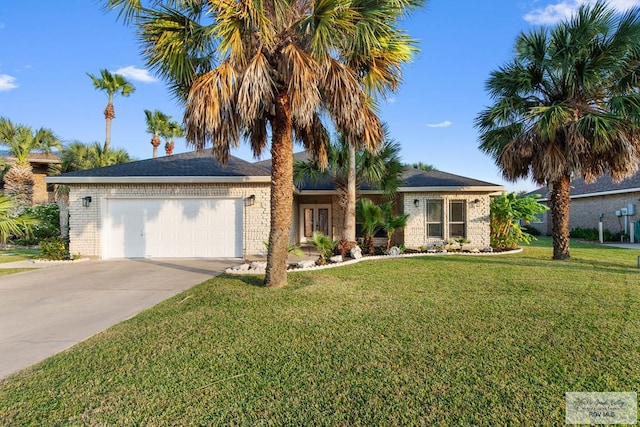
[403,192,491,249]
[529,192,640,236]
[68,183,271,258]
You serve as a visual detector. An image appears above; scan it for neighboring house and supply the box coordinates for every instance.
[46,150,503,259]
[1,151,60,205]
[526,171,640,236]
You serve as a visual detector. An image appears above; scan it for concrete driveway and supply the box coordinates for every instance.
[0,258,239,379]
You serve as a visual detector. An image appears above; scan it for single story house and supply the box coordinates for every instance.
[526,170,640,236]
[1,152,60,205]
[47,150,503,259]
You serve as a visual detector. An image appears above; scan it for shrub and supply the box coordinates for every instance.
[570,227,623,242]
[39,237,68,260]
[14,203,60,245]
[490,192,548,250]
[308,232,337,265]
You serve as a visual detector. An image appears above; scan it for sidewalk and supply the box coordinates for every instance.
[600,242,640,249]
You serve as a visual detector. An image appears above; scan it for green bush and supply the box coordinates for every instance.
[39,237,68,260]
[490,192,548,249]
[570,227,623,242]
[14,203,60,245]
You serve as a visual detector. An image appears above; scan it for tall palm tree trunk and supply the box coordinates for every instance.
[104,101,115,152]
[151,133,160,158]
[550,173,571,260]
[344,143,357,242]
[3,163,34,214]
[265,93,294,287]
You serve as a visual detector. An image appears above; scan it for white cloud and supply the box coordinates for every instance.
[0,74,18,92]
[524,0,640,25]
[386,97,396,104]
[426,120,452,128]
[0,23,5,30]
[113,66,158,83]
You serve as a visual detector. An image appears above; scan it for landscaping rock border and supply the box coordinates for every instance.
[225,247,524,275]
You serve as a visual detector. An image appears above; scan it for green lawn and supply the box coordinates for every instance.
[0,248,39,264]
[1,238,639,425]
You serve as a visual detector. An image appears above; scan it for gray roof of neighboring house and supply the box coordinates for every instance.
[526,169,640,199]
[47,150,270,183]
[1,150,60,164]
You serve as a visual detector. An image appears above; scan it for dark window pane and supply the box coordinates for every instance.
[304,208,314,237]
[427,224,442,238]
[318,208,329,235]
[449,224,465,238]
[449,201,465,222]
[427,200,442,222]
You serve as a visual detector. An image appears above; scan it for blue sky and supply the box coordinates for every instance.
[1,0,638,192]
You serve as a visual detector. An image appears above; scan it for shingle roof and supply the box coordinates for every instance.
[51,150,270,179]
[263,152,501,191]
[1,150,60,164]
[291,168,501,191]
[399,168,500,189]
[526,169,640,199]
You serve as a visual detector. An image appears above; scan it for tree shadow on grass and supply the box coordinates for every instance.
[220,273,266,288]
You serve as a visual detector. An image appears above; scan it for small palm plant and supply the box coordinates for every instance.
[308,232,337,265]
[381,202,409,251]
[0,196,39,244]
[356,198,384,255]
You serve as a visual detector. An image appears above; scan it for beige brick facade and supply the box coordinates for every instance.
[68,183,271,258]
[66,183,495,258]
[403,192,491,249]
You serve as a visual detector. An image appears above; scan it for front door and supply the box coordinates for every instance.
[300,204,331,243]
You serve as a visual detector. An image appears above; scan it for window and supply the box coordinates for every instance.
[448,200,466,238]
[425,200,443,239]
[532,212,545,224]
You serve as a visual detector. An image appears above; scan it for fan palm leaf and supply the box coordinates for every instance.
[476,1,640,260]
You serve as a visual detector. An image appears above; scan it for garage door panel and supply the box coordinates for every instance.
[103,198,242,259]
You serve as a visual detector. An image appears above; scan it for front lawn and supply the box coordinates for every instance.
[1,238,639,425]
[0,248,39,264]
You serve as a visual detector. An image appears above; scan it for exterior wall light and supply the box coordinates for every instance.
[472,198,481,204]
[246,194,256,206]
[413,199,419,208]
[82,196,92,207]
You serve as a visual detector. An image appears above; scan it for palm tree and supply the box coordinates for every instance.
[476,1,640,260]
[87,69,135,152]
[161,119,184,156]
[409,162,436,171]
[356,198,384,255]
[56,141,133,238]
[144,110,170,158]
[104,0,421,287]
[0,117,61,212]
[294,133,404,243]
[0,196,39,244]
[381,202,409,251]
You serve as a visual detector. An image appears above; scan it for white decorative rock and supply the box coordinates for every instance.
[297,260,317,269]
[470,248,480,253]
[249,261,267,270]
[233,263,250,271]
[387,246,401,256]
[350,246,363,259]
[329,255,343,263]
[482,247,494,253]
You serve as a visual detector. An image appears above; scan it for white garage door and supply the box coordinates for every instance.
[102,198,242,258]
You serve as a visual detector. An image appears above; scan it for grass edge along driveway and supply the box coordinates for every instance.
[1,238,639,425]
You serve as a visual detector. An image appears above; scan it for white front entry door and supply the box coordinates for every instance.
[299,204,331,243]
[102,198,242,258]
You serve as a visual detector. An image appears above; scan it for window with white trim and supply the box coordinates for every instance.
[448,200,466,239]
[426,199,443,239]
